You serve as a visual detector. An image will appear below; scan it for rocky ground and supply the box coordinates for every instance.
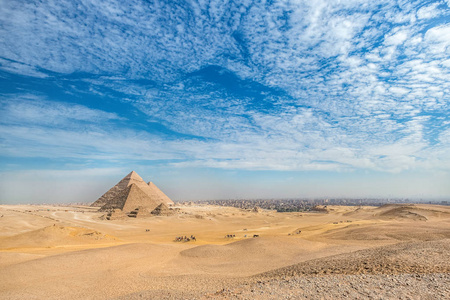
[116,240,450,299]
[211,273,449,300]
[258,239,450,278]
[210,239,450,299]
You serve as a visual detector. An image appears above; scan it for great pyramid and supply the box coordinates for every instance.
[99,183,159,213]
[91,171,174,215]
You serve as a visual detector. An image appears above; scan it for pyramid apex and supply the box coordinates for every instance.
[125,171,143,180]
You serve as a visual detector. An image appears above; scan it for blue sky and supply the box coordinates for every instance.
[1,0,449,203]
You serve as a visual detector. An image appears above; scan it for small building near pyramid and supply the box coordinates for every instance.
[92,171,175,218]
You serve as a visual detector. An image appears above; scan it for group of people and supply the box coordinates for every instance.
[288,230,301,236]
[174,235,196,242]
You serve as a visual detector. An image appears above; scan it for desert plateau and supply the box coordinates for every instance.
[1,200,449,299]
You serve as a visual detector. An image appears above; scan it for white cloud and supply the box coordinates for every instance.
[0,0,449,176]
[417,3,441,19]
[1,95,123,127]
[389,86,410,95]
[0,58,49,78]
[425,24,450,52]
[384,30,409,46]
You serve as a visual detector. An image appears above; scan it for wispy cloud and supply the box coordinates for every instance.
[1,95,123,127]
[0,0,449,176]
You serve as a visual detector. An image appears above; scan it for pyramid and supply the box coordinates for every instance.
[148,182,174,206]
[103,209,127,220]
[151,203,173,216]
[92,171,145,207]
[99,183,160,213]
[91,171,173,209]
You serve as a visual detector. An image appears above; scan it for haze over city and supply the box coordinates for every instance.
[1,0,450,203]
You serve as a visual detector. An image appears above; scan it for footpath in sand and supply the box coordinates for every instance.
[0,203,449,299]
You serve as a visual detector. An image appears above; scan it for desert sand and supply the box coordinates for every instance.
[0,203,449,299]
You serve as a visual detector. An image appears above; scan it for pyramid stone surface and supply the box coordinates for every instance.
[99,183,159,213]
[148,182,174,206]
[92,171,145,207]
[91,171,173,208]
[104,209,127,220]
[122,185,160,213]
[151,203,173,216]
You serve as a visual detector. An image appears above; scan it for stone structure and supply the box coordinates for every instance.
[151,203,174,216]
[91,171,174,218]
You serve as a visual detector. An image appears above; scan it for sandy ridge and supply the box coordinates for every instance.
[257,239,450,278]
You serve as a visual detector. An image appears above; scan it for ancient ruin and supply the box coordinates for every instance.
[92,171,174,218]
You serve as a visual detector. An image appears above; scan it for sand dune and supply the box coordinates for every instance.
[0,243,185,299]
[318,221,450,241]
[375,204,428,221]
[0,225,118,249]
[177,237,336,276]
[1,203,449,299]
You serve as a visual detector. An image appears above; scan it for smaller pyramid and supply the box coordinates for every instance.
[151,203,173,216]
[148,182,174,206]
[104,209,127,220]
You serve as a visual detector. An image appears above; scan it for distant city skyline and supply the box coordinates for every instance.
[1,1,449,203]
